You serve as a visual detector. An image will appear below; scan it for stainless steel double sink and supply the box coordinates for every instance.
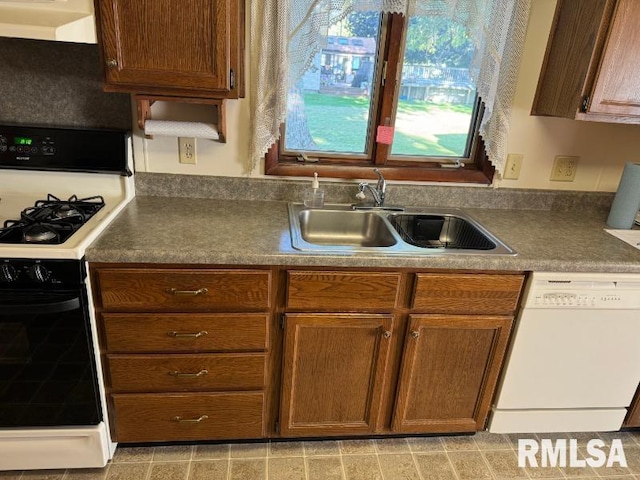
[288,203,516,255]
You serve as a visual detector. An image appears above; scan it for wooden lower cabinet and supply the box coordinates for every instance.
[392,315,513,433]
[624,384,640,427]
[279,314,393,437]
[92,265,524,441]
[90,264,274,443]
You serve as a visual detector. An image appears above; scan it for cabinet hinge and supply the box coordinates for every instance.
[581,95,590,113]
[280,315,285,330]
[275,420,280,434]
[230,69,235,90]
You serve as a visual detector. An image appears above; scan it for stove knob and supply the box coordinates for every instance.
[28,264,51,282]
[0,264,18,283]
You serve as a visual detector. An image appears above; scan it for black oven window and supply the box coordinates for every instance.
[0,291,102,427]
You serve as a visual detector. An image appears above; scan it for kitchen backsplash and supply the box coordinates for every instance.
[136,172,616,213]
[0,37,131,130]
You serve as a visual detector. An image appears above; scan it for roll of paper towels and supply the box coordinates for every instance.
[606,162,640,229]
[144,120,219,140]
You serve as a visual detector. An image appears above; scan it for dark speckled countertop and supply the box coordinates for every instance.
[85,196,640,273]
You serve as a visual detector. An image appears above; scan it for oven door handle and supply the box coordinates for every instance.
[0,296,81,314]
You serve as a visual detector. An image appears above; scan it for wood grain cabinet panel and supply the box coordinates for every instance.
[102,313,268,353]
[392,315,513,433]
[412,274,523,315]
[588,0,640,117]
[279,314,393,436]
[107,353,266,392]
[624,384,640,427]
[286,271,401,311]
[91,264,273,443]
[96,268,270,312]
[532,0,640,123]
[111,392,265,442]
[95,0,245,99]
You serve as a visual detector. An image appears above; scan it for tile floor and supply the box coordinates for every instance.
[1,431,640,480]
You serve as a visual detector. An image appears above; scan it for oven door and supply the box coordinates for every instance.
[0,289,102,428]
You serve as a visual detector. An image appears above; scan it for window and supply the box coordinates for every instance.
[250,1,530,182]
[267,11,492,183]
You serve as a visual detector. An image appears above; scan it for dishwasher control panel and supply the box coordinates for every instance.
[524,272,640,309]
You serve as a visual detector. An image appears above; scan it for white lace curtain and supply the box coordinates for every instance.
[249,0,531,176]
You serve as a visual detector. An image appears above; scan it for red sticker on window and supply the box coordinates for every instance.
[376,125,395,145]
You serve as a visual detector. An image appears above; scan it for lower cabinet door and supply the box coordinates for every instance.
[279,314,393,437]
[392,314,513,433]
[111,392,265,442]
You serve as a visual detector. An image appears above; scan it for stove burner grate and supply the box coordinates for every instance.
[0,194,105,244]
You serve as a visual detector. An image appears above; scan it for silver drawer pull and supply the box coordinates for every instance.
[166,287,209,296]
[167,330,208,339]
[171,415,208,423]
[169,369,209,378]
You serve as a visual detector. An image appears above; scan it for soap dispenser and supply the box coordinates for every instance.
[303,172,325,208]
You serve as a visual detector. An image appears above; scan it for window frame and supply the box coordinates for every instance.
[265,13,495,184]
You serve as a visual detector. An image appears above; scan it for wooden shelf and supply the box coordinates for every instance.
[134,94,227,143]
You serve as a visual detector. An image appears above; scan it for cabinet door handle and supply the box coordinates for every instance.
[411,330,420,338]
[169,369,209,378]
[167,330,208,339]
[171,415,208,423]
[106,59,118,68]
[383,330,392,339]
[166,287,208,296]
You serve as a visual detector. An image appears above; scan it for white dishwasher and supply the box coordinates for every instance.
[489,272,640,433]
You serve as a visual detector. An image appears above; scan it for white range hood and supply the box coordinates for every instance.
[0,0,96,43]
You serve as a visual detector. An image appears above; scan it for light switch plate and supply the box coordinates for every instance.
[504,153,523,180]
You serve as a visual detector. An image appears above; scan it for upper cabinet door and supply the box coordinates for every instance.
[532,0,640,123]
[588,0,640,117]
[97,0,238,98]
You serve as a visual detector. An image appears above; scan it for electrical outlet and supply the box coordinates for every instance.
[503,153,523,180]
[178,137,197,165]
[550,155,579,182]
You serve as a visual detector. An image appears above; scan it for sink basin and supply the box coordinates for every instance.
[388,214,496,250]
[288,204,516,255]
[298,209,397,247]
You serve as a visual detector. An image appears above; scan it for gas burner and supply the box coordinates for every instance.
[52,204,81,220]
[24,224,59,243]
[0,194,105,245]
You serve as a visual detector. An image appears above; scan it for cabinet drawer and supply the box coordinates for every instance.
[111,392,265,442]
[108,353,266,392]
[412,274,524,315]
[287,271,401,310]
[102,313,268,353]
[96,268,271,311]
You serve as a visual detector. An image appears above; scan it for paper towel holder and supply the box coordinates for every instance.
[134,94,227,143]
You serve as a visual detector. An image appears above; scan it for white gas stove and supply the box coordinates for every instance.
[0,124,134,471]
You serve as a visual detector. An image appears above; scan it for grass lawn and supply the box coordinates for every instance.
[287,92,474,157]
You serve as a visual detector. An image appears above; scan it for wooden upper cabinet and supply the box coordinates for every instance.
[588,0,640,117]
[95,0,244,98]
[532,0,640,123]
[279,314,393,437]
[392,315,513,434]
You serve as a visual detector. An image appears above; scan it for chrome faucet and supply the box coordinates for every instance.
[356,168,386,207]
